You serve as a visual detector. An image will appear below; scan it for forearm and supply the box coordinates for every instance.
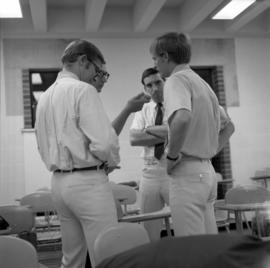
[130,130,164,146]
[167,110,191,158]
[217,121,235,154]
[112,107,131,136]
[112,92,151,135]
[167,127,188,158]
[145,125,168,139]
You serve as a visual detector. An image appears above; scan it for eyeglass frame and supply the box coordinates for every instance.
[88,59,110,80]
[75,53,110,80]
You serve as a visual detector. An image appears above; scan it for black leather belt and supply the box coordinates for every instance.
[54,164,104,173]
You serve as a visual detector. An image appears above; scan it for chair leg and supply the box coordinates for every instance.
[255,210,262,238]
[242,213,252,232]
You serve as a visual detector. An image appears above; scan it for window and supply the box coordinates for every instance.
[23,69,59,128]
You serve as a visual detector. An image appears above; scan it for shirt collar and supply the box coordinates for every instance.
[57,70,80,81]
[149,100,163,110]
[171,64,190,75]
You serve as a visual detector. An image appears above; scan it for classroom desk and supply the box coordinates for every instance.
[119,208,172,237]
[251,175,270,188]
[215,201,270,236]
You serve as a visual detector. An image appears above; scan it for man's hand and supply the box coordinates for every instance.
[125,93,151,113]
[104,165,121,175]
[166,155,181,175]
[112,93,150,136]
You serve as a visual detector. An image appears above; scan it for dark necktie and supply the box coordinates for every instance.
[154,103,164,160]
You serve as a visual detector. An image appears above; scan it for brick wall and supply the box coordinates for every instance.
[212,66,233,196]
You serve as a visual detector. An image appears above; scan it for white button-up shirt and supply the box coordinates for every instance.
[130,101,167,163]
[35,70,120,172]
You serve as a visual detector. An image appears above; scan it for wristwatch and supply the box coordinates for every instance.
[166,154,179,161]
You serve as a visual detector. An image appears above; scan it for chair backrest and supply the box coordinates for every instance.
[109,182,137,205]
[20,191,56,213]
[109,182,138,215]
[0,236,39,268]
[225,185,270,204]
[35,187,51,192]
[94,222,150,265]
[0,205,35,234]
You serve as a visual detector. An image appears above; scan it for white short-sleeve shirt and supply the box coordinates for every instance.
[130,101,167,160]
[164,65,221,159]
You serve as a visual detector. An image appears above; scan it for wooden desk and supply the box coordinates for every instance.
[251,175,270,188]
[119,208,172,237]
[215,201,270,236]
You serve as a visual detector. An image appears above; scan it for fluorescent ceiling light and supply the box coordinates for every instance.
[0,0,22,18]
[212,0,256,20]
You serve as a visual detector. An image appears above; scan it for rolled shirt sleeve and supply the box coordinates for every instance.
[164,75,192,121]
[130,109,146,130]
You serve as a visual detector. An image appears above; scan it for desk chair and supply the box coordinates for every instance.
[20,191,58,231]
[94,222,150,266]
[251,168,270,188]
[0,236,48,268]
[0,205,35,234]
[214,200,230,233]
[20,191,61,247]
[225,184,270,236]
[109,182,139,215]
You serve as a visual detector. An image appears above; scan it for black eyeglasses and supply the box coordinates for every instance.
[89,60,110,80]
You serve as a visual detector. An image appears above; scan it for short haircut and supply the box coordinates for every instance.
[141,68,159,85]
[150,32,191,64]
[61,39,105,65]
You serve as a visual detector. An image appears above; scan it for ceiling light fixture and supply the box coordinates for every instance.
[212,0,256,20]
[0,0,22,18]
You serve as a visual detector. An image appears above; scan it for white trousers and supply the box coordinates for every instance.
[169,158,218,237]
[139,161,169,241]
[51,170,117,268]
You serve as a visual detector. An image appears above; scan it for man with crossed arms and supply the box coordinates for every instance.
[130,67,169,241]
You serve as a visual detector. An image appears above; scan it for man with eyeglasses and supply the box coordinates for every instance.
[89,60,110,93]
[35,39,150,268]
[129,68,170,241]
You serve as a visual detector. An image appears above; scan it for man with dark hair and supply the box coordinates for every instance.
[129,67,169,241]
[35,39,150,268]
[150,32,234,237]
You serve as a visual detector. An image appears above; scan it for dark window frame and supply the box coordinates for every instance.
[26,68,60,128]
